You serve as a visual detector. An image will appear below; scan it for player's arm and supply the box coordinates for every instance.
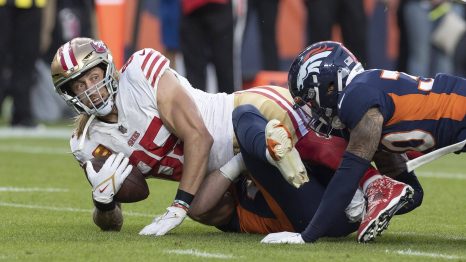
[92,201,124,231]
[346,107,384,160]
[189,170,232,221]
[189,179,237,226]
[372,150,408,177]
[139,70,213,236]
[189,153,245,223]
[299,107,383,242]
[72,148,132,232]
[158,69,213,200]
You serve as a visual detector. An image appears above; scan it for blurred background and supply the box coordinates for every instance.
[0,0,465,131]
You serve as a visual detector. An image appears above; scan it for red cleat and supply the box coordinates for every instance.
[357,176,414,243]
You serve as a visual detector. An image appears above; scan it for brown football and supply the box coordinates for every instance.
[87,156,149,203]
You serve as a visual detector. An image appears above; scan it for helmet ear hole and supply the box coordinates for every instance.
[63,86,75,97]
[96,63,107,72]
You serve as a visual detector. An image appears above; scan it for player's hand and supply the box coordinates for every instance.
[261,232,305,244]
[139,206,187,236]
[85,153,133,204]
[93,203,123,231]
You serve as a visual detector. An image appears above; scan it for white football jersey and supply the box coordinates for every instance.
[70,49,234,181]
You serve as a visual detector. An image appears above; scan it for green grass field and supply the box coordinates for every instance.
[0,134,465,261]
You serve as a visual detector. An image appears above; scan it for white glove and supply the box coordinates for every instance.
[139,206,187,236]
[85,153,133,204]
[261,232,305,244]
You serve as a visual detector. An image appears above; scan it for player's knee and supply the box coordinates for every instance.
[232,105,261,128]
[395,171,424,215]
[412,186,424,209]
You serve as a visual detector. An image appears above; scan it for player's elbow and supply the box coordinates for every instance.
[195,128,214,150]
[187,208,210,224]
[204,131,214,148]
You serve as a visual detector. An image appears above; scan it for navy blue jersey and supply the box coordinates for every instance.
[338,69,466,153]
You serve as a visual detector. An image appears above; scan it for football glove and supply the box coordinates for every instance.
[139,206,187,236]
[85,153,133,204]
[261,232,305,244]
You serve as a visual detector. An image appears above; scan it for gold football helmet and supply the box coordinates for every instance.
[51,37,119,116]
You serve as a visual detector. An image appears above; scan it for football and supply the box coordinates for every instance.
[87,156,150,203]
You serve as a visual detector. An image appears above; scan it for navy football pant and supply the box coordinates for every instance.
[232,105,358,236]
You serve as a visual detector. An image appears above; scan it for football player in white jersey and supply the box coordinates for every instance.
[50,37,307,236]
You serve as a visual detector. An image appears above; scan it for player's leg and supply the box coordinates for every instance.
[11,7,41,126]
[180,9,208,91]
[207,2,235,93]
[232,104,358,235]
[215,176,293,234]
[394,170,423,215]
[233,104,308,188]
[241,144,359,235]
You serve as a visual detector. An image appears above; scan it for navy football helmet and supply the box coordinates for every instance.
[288,41,364,137]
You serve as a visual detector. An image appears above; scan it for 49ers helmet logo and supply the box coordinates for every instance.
[90,41,107,53]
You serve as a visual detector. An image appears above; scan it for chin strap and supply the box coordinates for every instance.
[78,114,96,151]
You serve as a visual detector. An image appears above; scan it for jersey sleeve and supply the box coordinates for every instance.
[70,134,92,167]
[338,73,390,130]
[121,48,170,105]
[70,132,113,167]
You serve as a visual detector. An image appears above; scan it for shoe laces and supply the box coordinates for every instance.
[364,177,394,217]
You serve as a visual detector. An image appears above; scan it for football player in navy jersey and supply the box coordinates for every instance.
[221,104,423,243]
[263,41,445,244]
[262,41,456,243]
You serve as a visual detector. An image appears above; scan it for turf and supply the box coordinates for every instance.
[0,137,465,261]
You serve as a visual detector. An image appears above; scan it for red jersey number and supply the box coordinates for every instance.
[129,116,183,181]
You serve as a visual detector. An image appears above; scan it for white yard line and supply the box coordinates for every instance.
[0,145,70,155]
[0,187,69,192]
[416,171,466,180]
[165,249,236,259]
[386,249,463,260]
[0,127,72,139]
[0,202,153,217]
[0,255,17,260]
[391,231,466,241]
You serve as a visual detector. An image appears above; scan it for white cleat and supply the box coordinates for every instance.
[265,119,309,188]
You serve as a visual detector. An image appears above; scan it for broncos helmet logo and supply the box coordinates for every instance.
[296,45,334,92]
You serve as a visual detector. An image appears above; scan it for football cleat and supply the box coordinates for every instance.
[265,119,309,188]
[357,176,414,243]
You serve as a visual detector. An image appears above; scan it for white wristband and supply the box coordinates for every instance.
[220,153,246,182]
